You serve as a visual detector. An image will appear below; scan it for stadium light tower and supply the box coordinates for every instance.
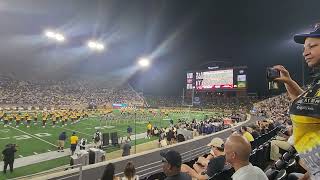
[87,40,105,52]
[138,57,150,68]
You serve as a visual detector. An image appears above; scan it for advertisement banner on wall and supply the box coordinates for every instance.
[112,103,128,109]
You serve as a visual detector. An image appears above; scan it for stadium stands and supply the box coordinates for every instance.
[0,77,144,108]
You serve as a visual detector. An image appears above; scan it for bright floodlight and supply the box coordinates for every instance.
[44,30,65,42]
[138,58,150,67]
[96,43,104,50]
[45,31,55,38]
[55,33,65,42]
[87,41,96,48]
[87,40,105,51]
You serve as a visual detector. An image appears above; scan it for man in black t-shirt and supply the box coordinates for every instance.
[181,137,226,179]
[2,144,17,173]
[161,150,192,180]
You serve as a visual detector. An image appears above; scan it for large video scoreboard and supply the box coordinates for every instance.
[186,67,247,91]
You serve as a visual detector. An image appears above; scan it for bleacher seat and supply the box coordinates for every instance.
[256,145,265,168]
[274,159,286,170]
[262,142,271,164]
[282,152,291,162]
[265,168,278,180]
[249,149,258,166]
[274,169,286,180]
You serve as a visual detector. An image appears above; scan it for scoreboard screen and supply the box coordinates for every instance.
[196,69,233,89]
[186,67,247,91]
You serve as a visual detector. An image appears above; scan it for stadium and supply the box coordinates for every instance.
[0,1,320,180]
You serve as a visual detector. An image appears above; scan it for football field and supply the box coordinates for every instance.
[0,109,219,158]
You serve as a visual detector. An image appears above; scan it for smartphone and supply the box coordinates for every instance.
[266,68,280,80]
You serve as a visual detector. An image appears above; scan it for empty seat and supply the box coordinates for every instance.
[286,158,297,174]
[282,152,291,162]
[274,159,286,170]
[265,168,278,180]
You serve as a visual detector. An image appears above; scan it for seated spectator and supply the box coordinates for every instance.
[101,163,120,180]
[121,140,131,157]
[240,126,254,143]
[270,125,293,161]
[224,135,268,180]
[249,125,260,139]
[160,150,192,180]
[122,161,139,180]
[181,137,226,179]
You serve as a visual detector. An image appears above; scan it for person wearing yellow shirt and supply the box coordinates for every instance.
[76,112,80,122]
[71,113,76,124]
[42,113,47,128]
[0,111,4,121]
[146,122,152,139]
[240,126,254,143]
[52,115,56,127]
[8,114,13,125]
[273,24,320,179]
[33,112,38,125]
[70,132,79,155]
[15,114,21,127]
[62,116,67,127]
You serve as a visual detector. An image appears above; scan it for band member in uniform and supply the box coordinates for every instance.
[3,113,9,127]
[62,115,67,127]
[8,113,13,125]
[33,112,38,125]
[71,113,76,124]
[26,113,32,128]
[15,114,21,128]
[52,114,56,127]
[42,112,47,128]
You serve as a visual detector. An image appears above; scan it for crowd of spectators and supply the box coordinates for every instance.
[151,112,247,148]
[0,77,143,108]
[253,94,291,120]
[144,95,257,113]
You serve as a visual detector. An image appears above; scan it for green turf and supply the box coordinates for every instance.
[1,110,219,157]
[0,156,70,180]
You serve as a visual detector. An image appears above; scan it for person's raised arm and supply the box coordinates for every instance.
[273,65,304,100]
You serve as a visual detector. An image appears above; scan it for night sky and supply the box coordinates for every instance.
[0,0,319,96]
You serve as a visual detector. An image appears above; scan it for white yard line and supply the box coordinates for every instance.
[8,126,58,147]
[59,126,92,136]
[77,121,93,126]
